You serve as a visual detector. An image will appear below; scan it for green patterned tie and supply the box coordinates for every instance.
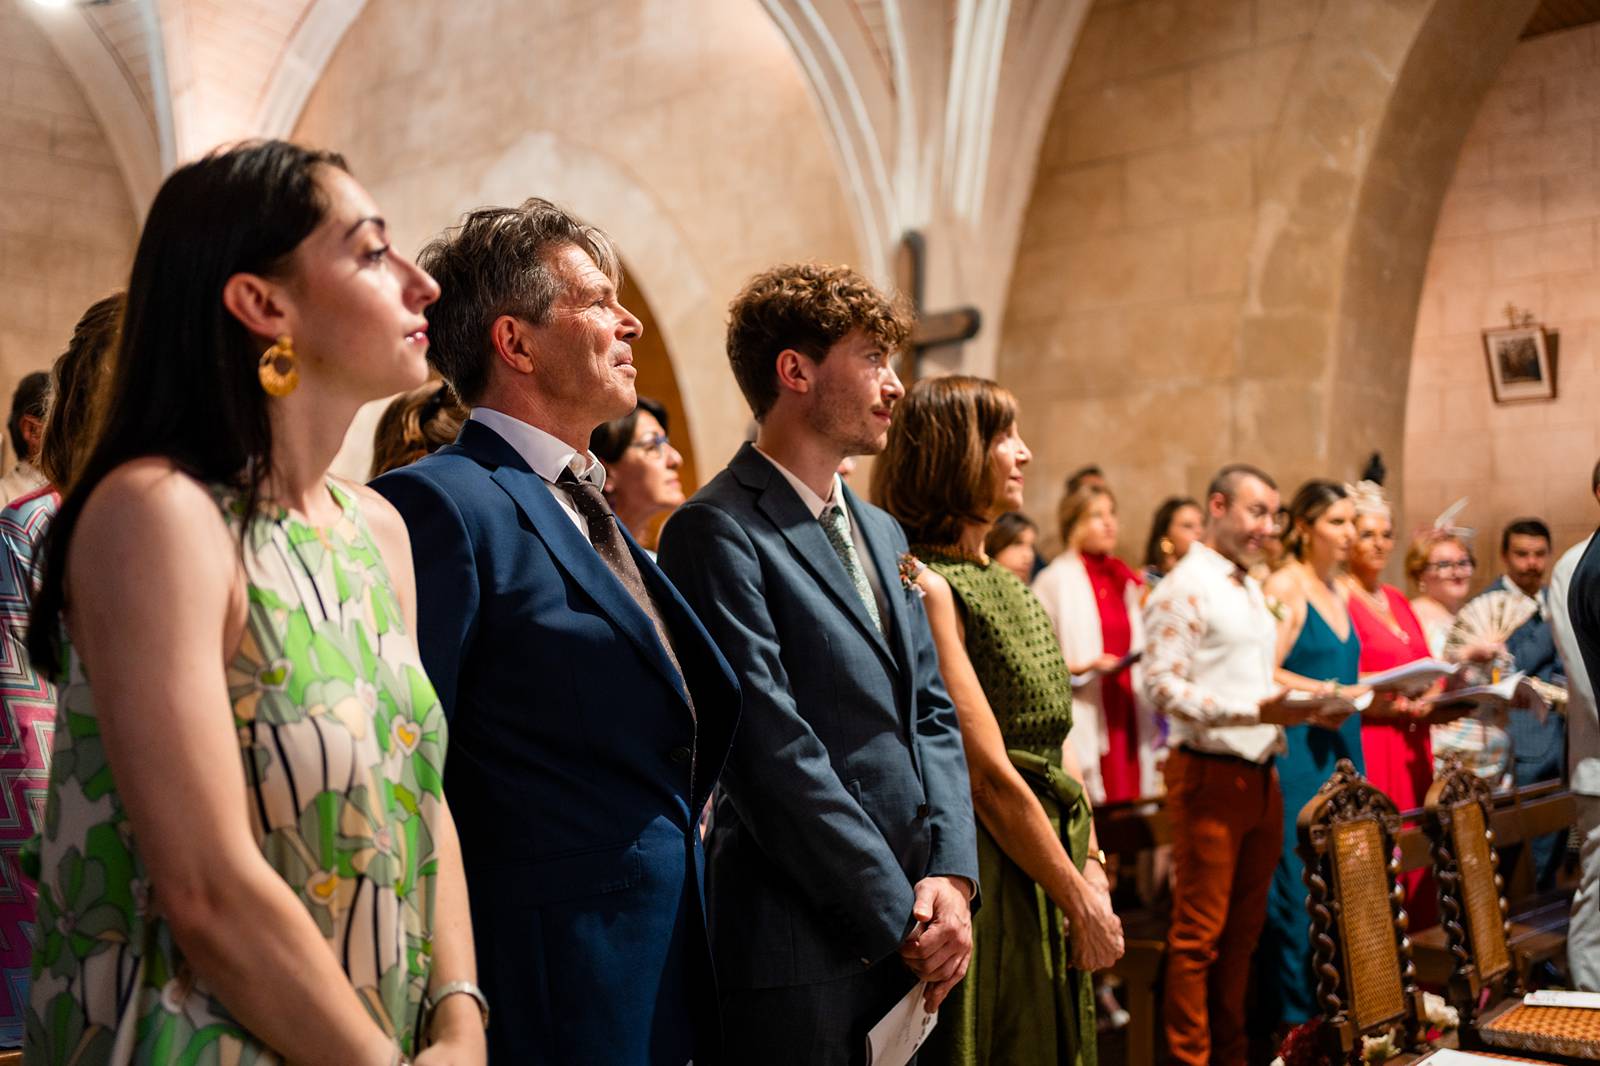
[820,504,882,632]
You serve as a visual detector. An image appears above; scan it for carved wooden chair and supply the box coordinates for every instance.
[1298,758,1426,1063]
[1422,754,1514,1025]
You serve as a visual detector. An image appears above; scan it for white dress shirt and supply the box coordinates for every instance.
[1141,541,1284,763]
[754,447,889,625]
[470,407,607,537]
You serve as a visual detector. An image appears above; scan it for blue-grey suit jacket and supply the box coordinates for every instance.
[373,419,740,1065]
[657,442,979,991]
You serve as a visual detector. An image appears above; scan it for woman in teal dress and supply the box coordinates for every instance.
[875,376,1124,1066]
[1253,479,1367,1033]
[25,142,484,1065]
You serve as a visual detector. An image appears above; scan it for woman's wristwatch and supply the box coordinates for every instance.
[1087,848,1108,867]
[426,979,491,1034]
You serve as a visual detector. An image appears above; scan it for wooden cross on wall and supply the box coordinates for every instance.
[895,230,981,380]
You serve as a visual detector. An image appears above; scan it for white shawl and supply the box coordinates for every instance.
[1032,550,1160,802]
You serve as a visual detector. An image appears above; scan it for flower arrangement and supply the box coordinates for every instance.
[898,552,927,598]
[1270,995,1459,1066]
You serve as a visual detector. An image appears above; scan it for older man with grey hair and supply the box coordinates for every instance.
[373,199,740,1064]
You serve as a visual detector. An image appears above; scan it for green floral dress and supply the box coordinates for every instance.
[25,482,447,1064]
[914,548,1096,1066]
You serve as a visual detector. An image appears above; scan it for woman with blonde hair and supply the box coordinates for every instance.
[876,374,1121,1066]
[1033,484,1153,804]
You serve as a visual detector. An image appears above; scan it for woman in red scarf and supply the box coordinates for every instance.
[1034,484,1151,803]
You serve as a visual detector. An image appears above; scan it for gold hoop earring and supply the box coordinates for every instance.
[1159,537,1174,557]
[258,335,299,397]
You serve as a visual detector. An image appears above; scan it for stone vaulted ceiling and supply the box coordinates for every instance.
[21,0,364,213]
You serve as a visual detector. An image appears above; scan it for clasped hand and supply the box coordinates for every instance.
[1059,863,1124,972]
[898,876,973,1012]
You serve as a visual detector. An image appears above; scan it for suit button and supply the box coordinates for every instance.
[669,746,692,765]
[916,803,930,819]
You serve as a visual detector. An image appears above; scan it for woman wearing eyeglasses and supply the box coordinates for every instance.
[1406,530,1478,658]
[588,396,685,555]
[1406,529,1513,785]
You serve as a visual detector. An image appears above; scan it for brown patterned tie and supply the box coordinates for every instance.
[557,470,693,715]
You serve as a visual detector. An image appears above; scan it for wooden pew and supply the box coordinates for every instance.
[1095,779,1576,1066]
[1095,798,1170,1066]
[1402,779,1575,989]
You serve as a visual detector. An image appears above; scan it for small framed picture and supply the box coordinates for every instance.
[1482,325,1556,403]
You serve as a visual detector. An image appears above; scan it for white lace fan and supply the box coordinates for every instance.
[1443,589,1537,660]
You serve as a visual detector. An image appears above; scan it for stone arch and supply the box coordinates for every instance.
[996,0,1533,553]
[304,0,861,483]
[327,131,723,485]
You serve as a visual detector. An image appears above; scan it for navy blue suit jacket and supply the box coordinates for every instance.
[373,419,740,1065]
[657,443,979,993]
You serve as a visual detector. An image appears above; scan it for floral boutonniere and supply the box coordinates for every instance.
[1266,595,1288,622]
[898,552,928,599]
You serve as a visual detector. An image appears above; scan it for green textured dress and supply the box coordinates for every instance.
[25,482,446,1064]
[915,548,1096,1066]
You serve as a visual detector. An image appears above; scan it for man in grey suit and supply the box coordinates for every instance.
[658,264,979,1064]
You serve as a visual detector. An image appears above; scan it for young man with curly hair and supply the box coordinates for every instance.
[658,263,979,1064]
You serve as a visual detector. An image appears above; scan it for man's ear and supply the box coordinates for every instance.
[773,348,813,398]
[489,315,538,375]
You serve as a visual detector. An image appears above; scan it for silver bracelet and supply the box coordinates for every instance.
[426,979,490,1034]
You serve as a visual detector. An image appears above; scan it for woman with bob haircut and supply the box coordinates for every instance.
[26,141,483,1066]
[875,374,1122,1066]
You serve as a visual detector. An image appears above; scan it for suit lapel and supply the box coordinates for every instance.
[845,484,914,679]
[458,421,691,707]
[732,445,897,668]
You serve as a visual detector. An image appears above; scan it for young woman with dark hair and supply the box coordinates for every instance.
[876,374,1122,1066]
[1253,479,1370,1033]
[26,141,482,1066]
[1141,496,1203,588]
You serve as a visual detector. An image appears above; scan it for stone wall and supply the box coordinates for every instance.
[998,0,1530,557]
[1405,23,1600,567]
[0,0,136,468]
[296,0,859,485]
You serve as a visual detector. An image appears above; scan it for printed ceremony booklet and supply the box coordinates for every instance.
[1421,672,1548,724]
[865,982,938,1066]
[1360,658,1460,695]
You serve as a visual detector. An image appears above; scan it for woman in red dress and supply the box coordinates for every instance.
[1341,480,1437,927]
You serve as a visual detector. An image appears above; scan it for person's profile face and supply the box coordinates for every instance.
[523,243,643,425]
[987,423,1031,516]
[1303,497,1356,568]
[804,328,904,457]
[606,409,684,526]
[1073,494,1119,555]
[277,167,439,403]
[1166,504,1204,562]
[994,528,1036,583]
[1349,512,1395,579]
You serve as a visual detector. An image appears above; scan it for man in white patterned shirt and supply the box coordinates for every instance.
[1141,464,1317,1066]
